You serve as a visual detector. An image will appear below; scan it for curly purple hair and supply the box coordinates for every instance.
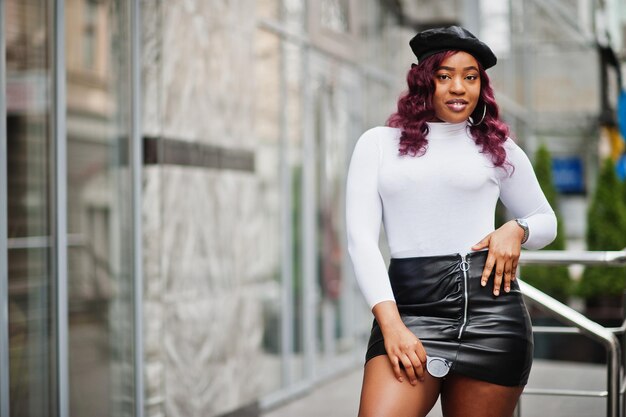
[387,50,510,168]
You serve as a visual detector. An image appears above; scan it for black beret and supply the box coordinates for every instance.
[409,26,497,69]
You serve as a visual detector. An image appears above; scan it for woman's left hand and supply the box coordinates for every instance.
[471,220,526,296]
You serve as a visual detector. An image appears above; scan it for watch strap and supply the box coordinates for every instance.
[515,219,529,244]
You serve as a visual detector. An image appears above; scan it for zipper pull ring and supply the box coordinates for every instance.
[460,258,470,272]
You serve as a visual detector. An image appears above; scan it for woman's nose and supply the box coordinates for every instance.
[450,77,465,94]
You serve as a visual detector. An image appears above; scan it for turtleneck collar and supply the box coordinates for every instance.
[426,120,470,137]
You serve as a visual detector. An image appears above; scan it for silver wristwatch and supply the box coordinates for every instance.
[515,218,529,244]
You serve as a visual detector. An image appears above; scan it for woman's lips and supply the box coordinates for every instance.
[445,100,469,112]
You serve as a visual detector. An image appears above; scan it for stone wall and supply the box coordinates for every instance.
[141,1,274,416]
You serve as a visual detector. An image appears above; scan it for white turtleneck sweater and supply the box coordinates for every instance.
[346,122,557,309]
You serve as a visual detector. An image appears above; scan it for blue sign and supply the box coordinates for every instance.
[552,157,585,194]
[617,154,626,180]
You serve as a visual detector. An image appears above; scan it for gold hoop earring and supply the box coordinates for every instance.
[470,105,486,126]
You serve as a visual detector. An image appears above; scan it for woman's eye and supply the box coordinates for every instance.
[437,74,450,80]
[466,75,478,81]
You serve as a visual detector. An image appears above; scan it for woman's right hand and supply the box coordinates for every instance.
[372,301,427,385]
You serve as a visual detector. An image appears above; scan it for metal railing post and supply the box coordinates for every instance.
[608,339,621,417]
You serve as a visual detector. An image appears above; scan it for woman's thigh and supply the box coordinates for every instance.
[358,355,441,417]
[440,373,523,417]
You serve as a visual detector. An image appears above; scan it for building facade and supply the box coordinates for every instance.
[2,1,624,417]
[2,1,413,416]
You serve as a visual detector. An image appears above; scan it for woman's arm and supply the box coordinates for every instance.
[498,141,558,249]
[472,140,557,295]
[345,128,395,309]
[346,128,426,384]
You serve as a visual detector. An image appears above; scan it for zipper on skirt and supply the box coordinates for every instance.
[458,254,470,339]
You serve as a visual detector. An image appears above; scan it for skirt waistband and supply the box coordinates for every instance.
[389,249,489,264]
[388,250,491,305]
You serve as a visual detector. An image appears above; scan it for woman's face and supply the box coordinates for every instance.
[431,51,481,124]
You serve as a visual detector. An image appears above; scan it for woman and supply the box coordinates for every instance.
[346,26,557,417]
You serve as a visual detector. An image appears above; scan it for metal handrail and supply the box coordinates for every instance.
[519,250,626,266]
[523,388,608,397]
[517,249,626,417]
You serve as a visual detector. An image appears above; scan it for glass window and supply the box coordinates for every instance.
[6,0,57,415]
[257,0,282,21]
[320,0,350,33]
[313,77,354,367]
[254,27,284,395]
[82,1,98,70]
[308,0,358,59]
[66,0,135,415]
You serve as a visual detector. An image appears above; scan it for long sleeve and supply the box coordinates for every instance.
[499,140,558,250]
[346,128,395,309]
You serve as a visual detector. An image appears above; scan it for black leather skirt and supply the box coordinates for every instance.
[366,250,533,387]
